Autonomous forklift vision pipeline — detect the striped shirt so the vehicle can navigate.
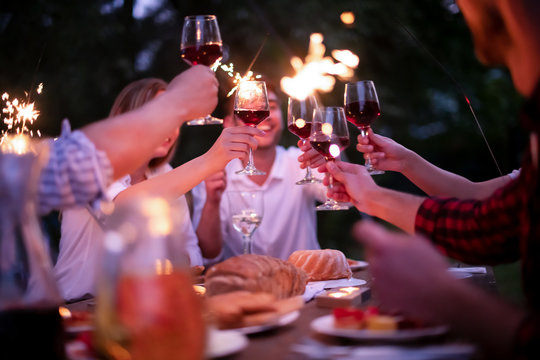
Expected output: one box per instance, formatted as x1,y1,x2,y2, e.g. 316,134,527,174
38,120,113,215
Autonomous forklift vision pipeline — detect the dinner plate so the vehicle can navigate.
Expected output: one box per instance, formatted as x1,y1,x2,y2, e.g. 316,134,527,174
309,278,367,289
449,271,473,280
311,315,448,342
348,259,369,271
206,328,248,358
237,310,300,335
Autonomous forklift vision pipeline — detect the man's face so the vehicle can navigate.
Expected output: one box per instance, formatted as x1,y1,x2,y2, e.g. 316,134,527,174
457,0,507,66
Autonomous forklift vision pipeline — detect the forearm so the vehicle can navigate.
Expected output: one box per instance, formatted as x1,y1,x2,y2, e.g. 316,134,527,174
361,186,425,233
196,201,223,258
82,92,187,179
114,152,221,204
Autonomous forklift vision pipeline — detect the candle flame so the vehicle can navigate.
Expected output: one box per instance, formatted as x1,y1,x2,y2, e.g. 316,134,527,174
329,291,348,298
280,34,359,100
59,306,72,319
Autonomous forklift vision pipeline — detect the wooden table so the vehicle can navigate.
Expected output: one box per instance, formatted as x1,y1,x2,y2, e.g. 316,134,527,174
66,267,497,359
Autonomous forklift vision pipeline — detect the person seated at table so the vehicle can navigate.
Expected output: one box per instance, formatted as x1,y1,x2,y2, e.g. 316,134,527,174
55,78,261,301
312,0,540,358
191,81,327,261
38,65,218,215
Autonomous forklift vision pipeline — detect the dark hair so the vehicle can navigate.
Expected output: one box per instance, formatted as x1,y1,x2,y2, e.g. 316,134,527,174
109,78,177,169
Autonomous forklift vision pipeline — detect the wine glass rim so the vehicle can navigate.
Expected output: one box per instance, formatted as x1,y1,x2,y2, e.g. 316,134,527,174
345,80,374,85
316,106,345,112
184,14,217,20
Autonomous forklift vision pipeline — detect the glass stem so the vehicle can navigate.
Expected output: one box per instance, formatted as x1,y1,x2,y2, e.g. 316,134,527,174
247,148,255,169
360,127,374,171
242,235,252,254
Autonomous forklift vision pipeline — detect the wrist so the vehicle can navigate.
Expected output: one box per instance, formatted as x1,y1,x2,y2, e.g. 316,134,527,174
400,148,419,176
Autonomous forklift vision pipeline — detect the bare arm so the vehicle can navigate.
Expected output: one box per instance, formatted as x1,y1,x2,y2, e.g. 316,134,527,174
195,172,226,258
82,65,218,179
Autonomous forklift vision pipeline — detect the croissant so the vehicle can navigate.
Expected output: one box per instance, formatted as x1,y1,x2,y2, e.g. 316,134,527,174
205,254,307,299
287,249,352,281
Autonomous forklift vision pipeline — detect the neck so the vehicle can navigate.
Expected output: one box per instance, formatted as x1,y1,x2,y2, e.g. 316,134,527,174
130,165,148,185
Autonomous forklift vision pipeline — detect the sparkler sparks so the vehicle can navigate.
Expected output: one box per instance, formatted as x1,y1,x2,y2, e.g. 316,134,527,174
219,62,262,97
280,33,360,100
1,83,43,145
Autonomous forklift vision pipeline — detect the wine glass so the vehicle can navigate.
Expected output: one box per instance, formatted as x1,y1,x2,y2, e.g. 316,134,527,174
227,191,264,254
180,15,223,125
94,196,205,360
234,80,269,175
287,95,322,185
344,80,384,175
309,107,351,211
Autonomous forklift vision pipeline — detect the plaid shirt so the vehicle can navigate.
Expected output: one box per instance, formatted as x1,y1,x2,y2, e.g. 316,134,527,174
415,85,540,359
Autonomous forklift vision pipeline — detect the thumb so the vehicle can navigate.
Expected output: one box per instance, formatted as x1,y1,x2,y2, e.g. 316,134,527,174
368,130,385,147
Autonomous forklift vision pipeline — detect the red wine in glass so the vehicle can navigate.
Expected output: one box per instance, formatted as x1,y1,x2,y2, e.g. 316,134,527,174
180,43,223,67
344,100,381,129
310,136,350,161
288,122,312,139
234,109,269,127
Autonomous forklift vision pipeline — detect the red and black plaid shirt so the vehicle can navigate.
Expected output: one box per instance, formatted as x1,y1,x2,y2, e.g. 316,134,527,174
415,84,540,359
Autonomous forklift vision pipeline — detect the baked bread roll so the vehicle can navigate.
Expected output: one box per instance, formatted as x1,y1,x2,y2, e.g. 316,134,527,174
287,249,352,281
205,254,307,299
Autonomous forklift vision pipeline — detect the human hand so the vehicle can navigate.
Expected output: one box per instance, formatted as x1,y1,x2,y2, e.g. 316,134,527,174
166,65,219,122
205,126,263,169
297,139,326,170
356,129,413,173
204,171,227,205
353,221,454,323
323,161,377,209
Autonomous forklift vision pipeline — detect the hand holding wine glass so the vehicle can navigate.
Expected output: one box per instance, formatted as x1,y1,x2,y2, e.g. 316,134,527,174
344,80,384,175
287,95,322,185
227,191,264,254
180,15,223,125
234,81,270,175
309,107,351,211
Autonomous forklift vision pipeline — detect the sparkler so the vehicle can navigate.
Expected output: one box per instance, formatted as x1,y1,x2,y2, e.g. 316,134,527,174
280,33,359,100
219,63,261,97
1,83,44,146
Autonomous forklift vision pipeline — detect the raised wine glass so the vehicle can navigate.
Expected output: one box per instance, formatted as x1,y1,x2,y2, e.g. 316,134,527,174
227,191,264,254
287,95,322,185
309,107,351,211
180,15,223,125
344,80,384,175
234,80,269,175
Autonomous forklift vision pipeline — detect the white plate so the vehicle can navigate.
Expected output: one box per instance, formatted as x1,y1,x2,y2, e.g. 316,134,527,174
309,278,367,289
311,315,448,342
237,310,300,335
449,271,473,279
206,328,248,358
348,259,369,271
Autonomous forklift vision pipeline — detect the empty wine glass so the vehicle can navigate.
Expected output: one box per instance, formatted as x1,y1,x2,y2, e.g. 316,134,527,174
287,95,322,185
227,191,263,254
234,81,269,175
344,80,384,175
310,107,351,211
180,15,223,125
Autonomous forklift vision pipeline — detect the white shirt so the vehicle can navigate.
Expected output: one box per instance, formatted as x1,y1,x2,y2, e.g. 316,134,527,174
55,163,202,301
192,146,326,263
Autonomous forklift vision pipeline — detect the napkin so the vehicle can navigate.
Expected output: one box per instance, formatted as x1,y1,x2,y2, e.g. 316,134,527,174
447,267,487,274
302,282,325,302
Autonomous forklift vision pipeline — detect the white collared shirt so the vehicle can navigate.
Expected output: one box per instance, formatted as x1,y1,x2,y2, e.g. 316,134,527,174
55,163,202,301
192,146,326,263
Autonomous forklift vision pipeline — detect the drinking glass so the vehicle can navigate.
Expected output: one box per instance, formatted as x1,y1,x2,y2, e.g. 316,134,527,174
95,196,205,360
344,80,384,175
234,81,269,175
287,95,322,185
309,107,351,211
227,191,263,254
180,15,223,125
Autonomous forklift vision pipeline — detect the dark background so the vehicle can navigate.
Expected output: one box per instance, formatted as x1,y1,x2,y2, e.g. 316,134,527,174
0,0,525,302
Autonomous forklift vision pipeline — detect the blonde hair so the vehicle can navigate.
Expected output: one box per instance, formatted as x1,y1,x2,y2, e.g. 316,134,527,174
109,78,177,168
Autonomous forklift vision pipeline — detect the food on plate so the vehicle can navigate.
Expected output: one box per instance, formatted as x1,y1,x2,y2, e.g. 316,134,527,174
205,254,307,299
287,249,352,281
206,291,304,329
333,306,398,332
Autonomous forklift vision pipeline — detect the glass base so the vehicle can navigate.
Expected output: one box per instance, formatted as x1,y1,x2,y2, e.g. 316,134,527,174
236,167,266,176
186,115,223,126
296,176,322,185
316,201,351,211
367,168,385,175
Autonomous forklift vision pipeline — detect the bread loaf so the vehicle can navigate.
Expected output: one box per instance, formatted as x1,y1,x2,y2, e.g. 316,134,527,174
205,254,307,299
287,249,352,281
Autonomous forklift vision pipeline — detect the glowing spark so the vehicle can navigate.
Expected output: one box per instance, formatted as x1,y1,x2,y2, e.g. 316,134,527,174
281,33,359,100
1,83,43,145
322,123,333,135
340,11,355,25
329,143,341,158
295,118,306,128
219,63,262,97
